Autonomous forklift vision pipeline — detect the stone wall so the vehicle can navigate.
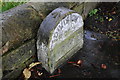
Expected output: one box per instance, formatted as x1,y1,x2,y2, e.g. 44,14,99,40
1,2,98,79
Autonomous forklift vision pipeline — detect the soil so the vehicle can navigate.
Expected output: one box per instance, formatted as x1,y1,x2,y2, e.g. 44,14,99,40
18,2,120,79
85,2,120,40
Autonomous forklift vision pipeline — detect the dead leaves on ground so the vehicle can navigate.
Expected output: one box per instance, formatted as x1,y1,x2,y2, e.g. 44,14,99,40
68,60,83,67
23,68,31,79
101,64,107,69
68,59,107,70
22,60,107,79
0,41,9,55
77,60,83,65
29,62,41,70
37,71,43,76
23,62,42,79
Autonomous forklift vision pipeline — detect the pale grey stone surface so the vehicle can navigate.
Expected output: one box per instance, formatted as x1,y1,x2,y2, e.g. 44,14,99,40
37,7,84,73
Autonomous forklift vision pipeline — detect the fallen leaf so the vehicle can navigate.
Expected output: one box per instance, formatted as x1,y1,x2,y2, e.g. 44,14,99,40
23,68,31,79
2,47,8,54
108,18,112,21
111,11,116,14
37,72,43,76
106,16,108,19
1,41,9,54
29,62,41,69
77,60,82,65
101,64,107,69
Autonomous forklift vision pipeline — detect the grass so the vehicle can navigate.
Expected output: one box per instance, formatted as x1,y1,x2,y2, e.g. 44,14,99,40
88,9,98,17
0,2,27,13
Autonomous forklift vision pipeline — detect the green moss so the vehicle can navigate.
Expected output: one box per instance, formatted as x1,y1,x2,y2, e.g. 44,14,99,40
89,9,98,17
0,2,27,13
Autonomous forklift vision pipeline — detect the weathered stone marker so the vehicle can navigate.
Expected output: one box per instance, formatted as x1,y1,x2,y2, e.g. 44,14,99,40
37,7,84,73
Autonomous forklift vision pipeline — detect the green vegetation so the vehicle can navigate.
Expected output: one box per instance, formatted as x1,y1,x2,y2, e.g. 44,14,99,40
0,2,27,13
89,9,104,22
89,9,98,17
95,15,104,22
99,16,104,22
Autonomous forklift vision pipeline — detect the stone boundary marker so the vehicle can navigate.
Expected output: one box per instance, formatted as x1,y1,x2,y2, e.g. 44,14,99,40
37,7,83,73
0,2,98,79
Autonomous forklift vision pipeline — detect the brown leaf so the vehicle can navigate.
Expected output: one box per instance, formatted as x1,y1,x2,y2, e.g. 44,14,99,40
101,64,107,69
23,68,31,79
38,72,43,76
77,60,82,65
2,47,8,54
29,62,41,69
1,41,9,55
111,11,116,14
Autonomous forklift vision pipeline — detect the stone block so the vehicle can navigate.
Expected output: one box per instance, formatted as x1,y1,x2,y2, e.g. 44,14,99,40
2,39,36,78
37,7,84,73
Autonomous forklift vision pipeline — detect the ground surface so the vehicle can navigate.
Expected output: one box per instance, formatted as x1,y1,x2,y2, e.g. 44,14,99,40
19,2,120,79
85,2,120,40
